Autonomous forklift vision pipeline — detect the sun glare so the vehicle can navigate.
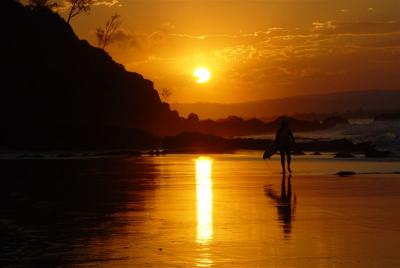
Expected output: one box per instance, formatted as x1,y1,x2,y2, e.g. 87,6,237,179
194,67,211,84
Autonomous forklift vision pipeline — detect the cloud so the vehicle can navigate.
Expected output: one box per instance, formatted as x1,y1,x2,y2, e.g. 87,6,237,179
158,22,175,33
92,0,120,7
311,21,400,35
103,22,176,49
105,19,400,101
108,28,141,48
311,21,337,32
170,34,206,40
56,0,120,12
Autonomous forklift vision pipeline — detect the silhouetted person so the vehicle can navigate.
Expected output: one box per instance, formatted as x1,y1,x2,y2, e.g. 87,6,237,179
275,118,295,173
264,174,296,237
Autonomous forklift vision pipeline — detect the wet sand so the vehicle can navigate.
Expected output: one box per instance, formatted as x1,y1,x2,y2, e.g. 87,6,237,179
1,153,400,267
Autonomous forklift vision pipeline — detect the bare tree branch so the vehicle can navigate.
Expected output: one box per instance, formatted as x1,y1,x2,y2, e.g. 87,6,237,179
96,14,122,50
66,0,93,24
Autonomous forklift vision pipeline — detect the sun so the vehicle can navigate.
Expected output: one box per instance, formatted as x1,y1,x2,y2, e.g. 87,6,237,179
194,67,211,84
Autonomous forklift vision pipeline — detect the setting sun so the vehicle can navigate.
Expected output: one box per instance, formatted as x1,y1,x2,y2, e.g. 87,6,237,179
194,67,211,84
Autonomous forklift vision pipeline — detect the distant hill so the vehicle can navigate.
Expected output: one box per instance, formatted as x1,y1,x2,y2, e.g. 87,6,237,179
172,90,400,119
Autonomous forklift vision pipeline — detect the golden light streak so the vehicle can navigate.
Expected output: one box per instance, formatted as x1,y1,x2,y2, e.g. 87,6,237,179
195,157,213,245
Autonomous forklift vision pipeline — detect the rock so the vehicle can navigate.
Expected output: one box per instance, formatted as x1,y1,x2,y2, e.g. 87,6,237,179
336,171,356,177
57,153,77,158
312,152,321,155
365,148,392,158
322,117,349,128
374,113,400,121
298,138,357,153
334,152,355,158
292,150,306,155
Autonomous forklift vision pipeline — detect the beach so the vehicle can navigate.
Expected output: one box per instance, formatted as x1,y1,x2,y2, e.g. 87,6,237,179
1,152,400,267
4,1,400,267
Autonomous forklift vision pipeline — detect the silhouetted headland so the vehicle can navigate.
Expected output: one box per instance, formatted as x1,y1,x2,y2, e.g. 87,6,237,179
2,0,357,151
3,0,181,138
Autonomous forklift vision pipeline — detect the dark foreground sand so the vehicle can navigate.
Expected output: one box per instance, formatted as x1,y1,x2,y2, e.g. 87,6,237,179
1,153,400,267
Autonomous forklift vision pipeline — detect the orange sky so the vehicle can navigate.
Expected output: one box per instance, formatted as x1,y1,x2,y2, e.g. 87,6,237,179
62,0,400,103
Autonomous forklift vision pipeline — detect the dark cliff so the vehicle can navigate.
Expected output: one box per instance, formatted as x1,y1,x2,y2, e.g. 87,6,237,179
2,0,182,135
1,0,186,149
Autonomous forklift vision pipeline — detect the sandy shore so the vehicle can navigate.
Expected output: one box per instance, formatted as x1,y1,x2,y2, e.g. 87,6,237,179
1,153,400,267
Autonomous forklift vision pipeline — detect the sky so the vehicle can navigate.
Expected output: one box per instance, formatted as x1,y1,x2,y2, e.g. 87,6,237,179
62,0,400,103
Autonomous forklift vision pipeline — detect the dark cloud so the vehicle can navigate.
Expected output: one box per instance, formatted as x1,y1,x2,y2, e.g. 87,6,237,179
109,29,141,48
312,21,400,35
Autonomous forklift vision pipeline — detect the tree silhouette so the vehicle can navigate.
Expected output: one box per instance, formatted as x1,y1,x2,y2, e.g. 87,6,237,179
160,88,172,102
66,0,92,24
96,14,121,50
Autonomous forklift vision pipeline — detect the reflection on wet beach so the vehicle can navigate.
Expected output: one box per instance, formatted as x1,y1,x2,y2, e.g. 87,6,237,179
195,157,213,267
196,157,213,245
265,174,297,238
0,158,158,266
2,154,400,267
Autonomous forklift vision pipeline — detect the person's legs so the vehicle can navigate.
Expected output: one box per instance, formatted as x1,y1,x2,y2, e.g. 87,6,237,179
280,150,286,173
286,150,292,173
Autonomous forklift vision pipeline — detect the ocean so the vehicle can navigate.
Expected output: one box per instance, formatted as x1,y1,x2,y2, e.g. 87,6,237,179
249,119,400,155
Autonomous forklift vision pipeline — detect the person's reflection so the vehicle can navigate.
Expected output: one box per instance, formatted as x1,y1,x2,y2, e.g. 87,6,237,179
265,174,296,237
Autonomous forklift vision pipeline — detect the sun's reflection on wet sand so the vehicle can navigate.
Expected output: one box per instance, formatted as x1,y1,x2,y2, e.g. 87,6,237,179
195,157,213,267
